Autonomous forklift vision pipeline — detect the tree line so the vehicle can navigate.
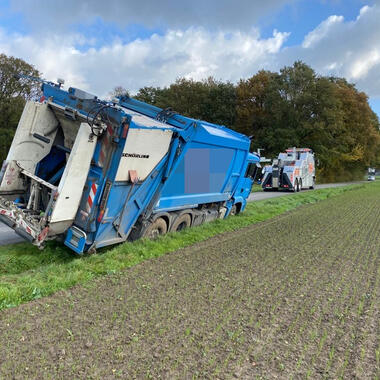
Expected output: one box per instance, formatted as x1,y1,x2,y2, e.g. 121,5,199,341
1,54,379,182
132,62,380,182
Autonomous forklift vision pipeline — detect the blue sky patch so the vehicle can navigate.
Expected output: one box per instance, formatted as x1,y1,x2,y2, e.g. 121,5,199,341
258,0,376,46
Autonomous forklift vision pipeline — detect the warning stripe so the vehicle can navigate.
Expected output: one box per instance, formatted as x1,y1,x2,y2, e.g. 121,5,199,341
86,183,98,213
19,219,34,237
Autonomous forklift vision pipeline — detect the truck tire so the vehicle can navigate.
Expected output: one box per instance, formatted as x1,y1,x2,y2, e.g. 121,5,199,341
296,179,300,192
229,205,237,216
299,179,302,191
292,180,297,192
310,178,315,189
142,217,168,239
171,214,191,232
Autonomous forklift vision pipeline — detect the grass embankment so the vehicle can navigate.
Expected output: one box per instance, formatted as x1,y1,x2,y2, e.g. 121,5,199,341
251,184,263,192
0,183,368,310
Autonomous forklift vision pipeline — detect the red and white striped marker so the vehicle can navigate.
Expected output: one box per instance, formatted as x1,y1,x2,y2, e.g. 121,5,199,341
86,182,98,213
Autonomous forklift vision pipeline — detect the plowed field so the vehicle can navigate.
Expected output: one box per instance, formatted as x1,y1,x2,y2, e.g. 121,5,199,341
0,182,379,379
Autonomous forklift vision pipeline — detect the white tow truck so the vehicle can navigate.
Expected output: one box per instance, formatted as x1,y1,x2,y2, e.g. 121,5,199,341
261,148,316,192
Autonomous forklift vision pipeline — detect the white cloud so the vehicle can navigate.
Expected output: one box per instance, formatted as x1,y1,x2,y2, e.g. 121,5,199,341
0,31,88,89
0,27,289,97
2,3,380,101
281,5,380,97
350,49,380,80
302,15,344,48
358,5,371,18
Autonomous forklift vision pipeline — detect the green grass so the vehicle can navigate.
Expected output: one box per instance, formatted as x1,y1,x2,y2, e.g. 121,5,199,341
0,183,371,311
251,184,263,192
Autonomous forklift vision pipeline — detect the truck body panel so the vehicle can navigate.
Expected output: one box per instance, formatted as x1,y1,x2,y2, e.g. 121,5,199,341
1,102,59,193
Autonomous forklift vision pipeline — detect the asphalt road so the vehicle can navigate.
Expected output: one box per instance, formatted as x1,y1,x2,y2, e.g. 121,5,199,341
0,223,24,246
0,181,363,247
247,181,363,202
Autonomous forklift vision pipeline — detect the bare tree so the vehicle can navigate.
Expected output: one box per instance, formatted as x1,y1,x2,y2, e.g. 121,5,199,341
109,86,129,99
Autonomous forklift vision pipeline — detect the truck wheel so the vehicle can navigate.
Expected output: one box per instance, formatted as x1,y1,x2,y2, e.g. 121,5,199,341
87,246,97,255
229,205,237,216
299,179,302,191
171,214,191,232
292,180,298,192
143,218,168,239
310,179,315,189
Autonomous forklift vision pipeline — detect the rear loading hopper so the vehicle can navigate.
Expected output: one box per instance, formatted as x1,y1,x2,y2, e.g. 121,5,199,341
0,99,99,246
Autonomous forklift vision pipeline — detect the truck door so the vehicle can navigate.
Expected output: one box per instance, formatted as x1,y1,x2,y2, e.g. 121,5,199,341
239,162,258,199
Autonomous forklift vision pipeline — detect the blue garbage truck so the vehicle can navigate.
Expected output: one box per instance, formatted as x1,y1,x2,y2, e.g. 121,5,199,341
0,78,260,254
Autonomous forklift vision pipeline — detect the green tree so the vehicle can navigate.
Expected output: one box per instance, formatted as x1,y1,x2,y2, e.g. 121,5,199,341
235,61,380,181
135,77,237,127
0,54,40,162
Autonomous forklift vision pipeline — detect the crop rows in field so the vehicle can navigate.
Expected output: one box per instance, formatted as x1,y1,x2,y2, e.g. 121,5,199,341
0,185,359,311
0,182,379,378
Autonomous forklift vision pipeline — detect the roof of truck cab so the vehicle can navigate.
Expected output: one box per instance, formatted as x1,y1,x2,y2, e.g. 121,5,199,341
248,153,260,162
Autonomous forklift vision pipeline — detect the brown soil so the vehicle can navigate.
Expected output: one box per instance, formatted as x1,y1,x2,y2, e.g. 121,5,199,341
0,186,379,379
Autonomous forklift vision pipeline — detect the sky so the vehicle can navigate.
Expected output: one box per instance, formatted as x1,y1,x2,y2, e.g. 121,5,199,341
1,0,380,117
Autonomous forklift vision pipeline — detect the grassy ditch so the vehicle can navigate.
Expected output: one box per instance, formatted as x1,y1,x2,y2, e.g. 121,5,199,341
251,184,263,192
0,183,369,310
